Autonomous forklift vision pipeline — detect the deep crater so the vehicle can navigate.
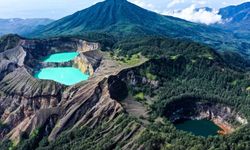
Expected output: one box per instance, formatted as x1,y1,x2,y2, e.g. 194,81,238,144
163,96,248,136
21,37,102,86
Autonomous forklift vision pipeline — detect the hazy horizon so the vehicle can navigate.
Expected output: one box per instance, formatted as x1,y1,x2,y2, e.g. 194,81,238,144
0,0,249,20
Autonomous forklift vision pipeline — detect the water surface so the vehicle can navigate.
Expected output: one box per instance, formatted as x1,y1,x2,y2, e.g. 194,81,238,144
175,119,221,137
43,52,79,63
34,67,89,85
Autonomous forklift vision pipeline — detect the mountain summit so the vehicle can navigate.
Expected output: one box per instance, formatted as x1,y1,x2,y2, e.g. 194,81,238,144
31,0,215,38
106,0,127,2
31,0,249,55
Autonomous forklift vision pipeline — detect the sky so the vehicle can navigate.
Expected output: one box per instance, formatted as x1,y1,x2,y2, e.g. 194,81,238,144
0,0,249,24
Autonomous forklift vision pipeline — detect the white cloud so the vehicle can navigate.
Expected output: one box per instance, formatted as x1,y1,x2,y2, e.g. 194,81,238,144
130,0,155,9
163,4,222,25
167,0,185,8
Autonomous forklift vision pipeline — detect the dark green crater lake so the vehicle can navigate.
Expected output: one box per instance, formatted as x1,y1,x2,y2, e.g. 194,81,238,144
174,119,221,137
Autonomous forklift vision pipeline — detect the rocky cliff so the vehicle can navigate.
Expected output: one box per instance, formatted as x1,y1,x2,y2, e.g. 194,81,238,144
0,35,148,147
163,96,248,134
0,35,108,144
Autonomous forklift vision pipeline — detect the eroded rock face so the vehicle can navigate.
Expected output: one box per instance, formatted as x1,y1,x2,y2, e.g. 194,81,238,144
0,46,26,80
73,50,103,76
76,40,100,52
164,96,248,134
0,36,108,143
0,35,141,147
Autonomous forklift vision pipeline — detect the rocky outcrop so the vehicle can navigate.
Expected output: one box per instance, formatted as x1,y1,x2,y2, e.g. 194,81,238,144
73,50,103,76
0,46,26,80
76,40,100,52
0,66,63,143
0,34,149,147
0,36,106,144
0,34,22,53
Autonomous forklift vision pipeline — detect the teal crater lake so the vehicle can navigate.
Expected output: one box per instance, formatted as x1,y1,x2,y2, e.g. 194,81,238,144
34,67,89,86
43,52,79,63
174,119,222,137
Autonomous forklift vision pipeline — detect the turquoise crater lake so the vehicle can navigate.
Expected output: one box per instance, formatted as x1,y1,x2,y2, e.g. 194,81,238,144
35,52,89,85
175,120,221,137
34,67,89,86
43,52,79,63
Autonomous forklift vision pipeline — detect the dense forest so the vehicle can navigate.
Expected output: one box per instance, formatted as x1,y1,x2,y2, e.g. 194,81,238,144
1,33,250,150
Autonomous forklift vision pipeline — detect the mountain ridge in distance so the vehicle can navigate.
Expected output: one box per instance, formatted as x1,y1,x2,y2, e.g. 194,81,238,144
219,2,250,23
217,2,250,40
0,18,54,36
30,0,250,57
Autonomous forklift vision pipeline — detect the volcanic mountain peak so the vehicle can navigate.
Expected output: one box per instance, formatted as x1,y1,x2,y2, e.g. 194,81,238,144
106,0,127,2
30,0,250,56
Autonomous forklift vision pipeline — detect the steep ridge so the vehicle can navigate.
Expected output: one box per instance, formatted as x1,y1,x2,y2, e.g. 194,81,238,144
0,35,106,143
0,34,150,147
30,0,250,56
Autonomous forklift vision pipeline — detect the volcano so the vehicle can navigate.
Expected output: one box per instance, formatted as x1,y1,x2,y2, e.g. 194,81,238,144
31,0,250,55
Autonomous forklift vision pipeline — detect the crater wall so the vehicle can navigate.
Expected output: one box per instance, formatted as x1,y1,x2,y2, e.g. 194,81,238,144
163,96,248,134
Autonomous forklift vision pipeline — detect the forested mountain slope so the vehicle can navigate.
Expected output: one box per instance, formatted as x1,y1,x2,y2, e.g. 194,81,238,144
31,0,250,56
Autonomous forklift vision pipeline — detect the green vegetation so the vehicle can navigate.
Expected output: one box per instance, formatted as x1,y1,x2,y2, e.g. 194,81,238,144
146,72,157,81
0,0,250,148
134,92,145,101
1,33,250,149
246,87,250,91
170,55,180,60
110,53,146,66
199,53,214,60
2,36,249,150
30,129,39,139
35,115,142,150
0,140,13,150
30,0,250,56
